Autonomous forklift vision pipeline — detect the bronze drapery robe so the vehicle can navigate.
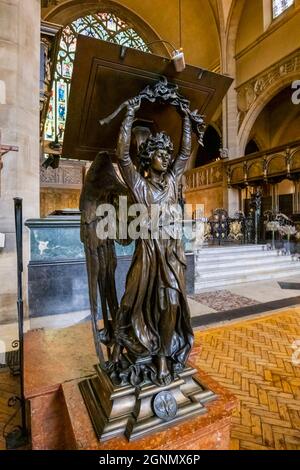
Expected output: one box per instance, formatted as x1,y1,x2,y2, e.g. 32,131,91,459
114,108,194,367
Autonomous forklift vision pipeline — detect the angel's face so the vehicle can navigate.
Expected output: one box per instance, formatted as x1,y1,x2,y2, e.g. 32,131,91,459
151,149,171,173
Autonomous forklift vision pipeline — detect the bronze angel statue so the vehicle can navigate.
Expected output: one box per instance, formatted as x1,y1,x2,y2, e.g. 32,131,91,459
80,78,205,388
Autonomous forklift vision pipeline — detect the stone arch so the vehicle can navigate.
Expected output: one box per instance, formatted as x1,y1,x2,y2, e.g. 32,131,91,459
209,121,222,136
248,161,263,180
238,71,300,154
267,153,287,176
245,138,260,155
272,102,300,147
43,0,170,57
224,0,246,73
230,164,244,184
246,132,268,153
220,0,246,157
290,148,300,171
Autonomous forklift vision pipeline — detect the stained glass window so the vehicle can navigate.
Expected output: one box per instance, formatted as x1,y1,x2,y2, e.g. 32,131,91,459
272,0,294,19
45,12,150,143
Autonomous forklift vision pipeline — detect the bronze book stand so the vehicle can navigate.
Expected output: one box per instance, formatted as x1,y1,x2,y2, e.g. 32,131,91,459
63,36,233,441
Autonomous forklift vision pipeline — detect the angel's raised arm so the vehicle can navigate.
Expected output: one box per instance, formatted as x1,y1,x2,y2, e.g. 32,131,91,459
116,98,142,192
170,114,192,178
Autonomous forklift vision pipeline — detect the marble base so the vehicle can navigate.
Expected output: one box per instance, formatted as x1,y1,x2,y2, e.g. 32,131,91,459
24,323,237,450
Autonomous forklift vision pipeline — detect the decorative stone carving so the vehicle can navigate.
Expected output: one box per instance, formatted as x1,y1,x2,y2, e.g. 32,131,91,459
185,161,224,191
40,158,86,188
40,165,59,184
237,49,300,128
63,167,82,185
40,187,81,217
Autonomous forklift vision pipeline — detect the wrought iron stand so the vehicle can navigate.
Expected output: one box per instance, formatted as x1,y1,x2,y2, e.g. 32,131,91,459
4,198,29,449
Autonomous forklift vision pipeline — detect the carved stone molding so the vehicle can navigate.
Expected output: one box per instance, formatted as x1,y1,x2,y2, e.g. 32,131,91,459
237,49,300,129
40,159,86,188
185,161,224,191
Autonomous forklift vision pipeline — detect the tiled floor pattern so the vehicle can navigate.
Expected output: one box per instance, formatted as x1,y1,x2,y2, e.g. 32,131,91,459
0,369,20,450
1,309,300,450
2,276,300,352
192,308,300,450
191,290,259,311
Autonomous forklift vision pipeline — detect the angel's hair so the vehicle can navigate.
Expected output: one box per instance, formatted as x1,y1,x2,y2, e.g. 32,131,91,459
138,132,173,175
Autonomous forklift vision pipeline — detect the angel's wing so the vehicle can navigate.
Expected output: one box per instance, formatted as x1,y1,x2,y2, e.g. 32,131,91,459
80,152,133,361
80,151,128,225
80,151,134,248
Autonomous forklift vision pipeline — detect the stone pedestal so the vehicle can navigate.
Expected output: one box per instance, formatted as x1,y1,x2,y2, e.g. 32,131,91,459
24,322,237,450
80,363,217,442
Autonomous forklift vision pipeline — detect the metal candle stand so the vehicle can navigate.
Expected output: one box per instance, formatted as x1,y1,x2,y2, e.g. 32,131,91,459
4,198,29,449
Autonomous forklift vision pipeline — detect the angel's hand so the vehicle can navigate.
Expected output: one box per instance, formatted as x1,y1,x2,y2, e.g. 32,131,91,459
181,106,191,118
127,96,141,112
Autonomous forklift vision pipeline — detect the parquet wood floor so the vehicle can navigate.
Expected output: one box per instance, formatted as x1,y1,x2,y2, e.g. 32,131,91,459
192,308,300,450
0,369,20,450
1,309,300,450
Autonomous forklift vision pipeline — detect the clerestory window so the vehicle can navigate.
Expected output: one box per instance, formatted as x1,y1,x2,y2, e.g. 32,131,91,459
272,0,294,19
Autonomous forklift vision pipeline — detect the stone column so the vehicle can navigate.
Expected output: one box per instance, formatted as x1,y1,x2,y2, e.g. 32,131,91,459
0,0,40,324
271,184,279,212
220,2,243,217
293,180,300,214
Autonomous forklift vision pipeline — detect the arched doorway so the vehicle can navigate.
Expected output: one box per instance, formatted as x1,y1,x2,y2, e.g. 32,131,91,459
194,125,221,167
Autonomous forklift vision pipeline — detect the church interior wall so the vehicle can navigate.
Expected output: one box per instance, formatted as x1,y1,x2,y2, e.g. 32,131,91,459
236,0,300,86
277,178,294,195
2,5,300,449
185,185,224,218
0,0,40,324
1,0,300,324
246,87,300,150
43,0,221,70
40,188,81,218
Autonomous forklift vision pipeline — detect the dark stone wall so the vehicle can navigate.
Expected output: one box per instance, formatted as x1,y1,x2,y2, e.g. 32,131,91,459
28,254,195,317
